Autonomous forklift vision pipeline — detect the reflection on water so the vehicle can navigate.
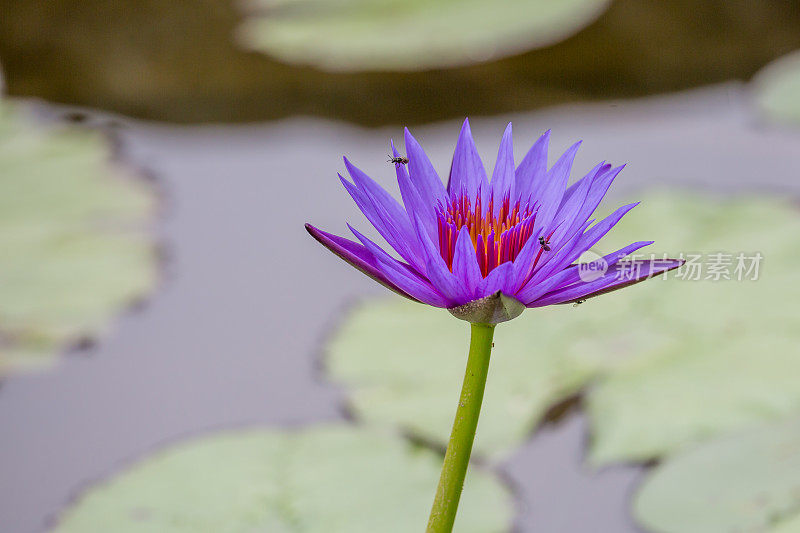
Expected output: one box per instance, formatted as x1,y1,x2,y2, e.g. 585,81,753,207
1,0,799,125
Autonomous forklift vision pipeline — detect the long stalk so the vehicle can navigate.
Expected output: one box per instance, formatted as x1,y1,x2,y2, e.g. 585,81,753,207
426,323,495,532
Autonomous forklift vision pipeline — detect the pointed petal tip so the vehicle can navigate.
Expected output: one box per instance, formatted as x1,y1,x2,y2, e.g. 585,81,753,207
459,118,473,136
342,156,359,178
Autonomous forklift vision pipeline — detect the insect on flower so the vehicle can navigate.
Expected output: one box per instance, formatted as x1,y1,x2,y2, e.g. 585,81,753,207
538,236,551,251
306,119,683,325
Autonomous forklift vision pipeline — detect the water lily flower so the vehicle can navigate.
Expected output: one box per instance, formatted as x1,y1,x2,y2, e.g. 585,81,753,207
305,119,683,533
306,119,682,323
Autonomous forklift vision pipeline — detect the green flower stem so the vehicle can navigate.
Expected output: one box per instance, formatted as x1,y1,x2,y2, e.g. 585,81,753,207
426,323,495,533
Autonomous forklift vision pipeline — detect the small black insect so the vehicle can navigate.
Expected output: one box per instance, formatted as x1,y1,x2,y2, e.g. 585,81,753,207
573,299,586,307
538,236,551,251
388,155,409,165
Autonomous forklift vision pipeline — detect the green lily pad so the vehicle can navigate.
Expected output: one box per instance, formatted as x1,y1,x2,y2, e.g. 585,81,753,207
0,99,156,375
329,297,606,459
237,0,610,71
754,49,800,126
327,192,800,461
586,192,800,465
633,417,800,533
55,425,512,532
770,512,800,533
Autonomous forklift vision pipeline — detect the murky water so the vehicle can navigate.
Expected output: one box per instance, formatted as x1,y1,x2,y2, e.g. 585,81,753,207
2,0,800,125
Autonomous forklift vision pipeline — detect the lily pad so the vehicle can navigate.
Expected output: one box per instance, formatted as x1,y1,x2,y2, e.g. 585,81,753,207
327,192,800,461
329,297,607,459
634,417,800,533
237,0,610,71
586,192,800,464
54,425,512,532
0,99,156,375
754,50,800,126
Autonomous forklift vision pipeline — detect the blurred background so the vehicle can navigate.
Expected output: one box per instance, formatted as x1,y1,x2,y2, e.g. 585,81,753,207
1,1,799,532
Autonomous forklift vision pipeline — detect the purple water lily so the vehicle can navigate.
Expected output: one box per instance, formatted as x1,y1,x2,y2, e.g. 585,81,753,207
306,119,682,323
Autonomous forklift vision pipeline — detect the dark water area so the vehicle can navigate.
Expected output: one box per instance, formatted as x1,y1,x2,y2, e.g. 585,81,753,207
0,88,799,532
1,0,800,125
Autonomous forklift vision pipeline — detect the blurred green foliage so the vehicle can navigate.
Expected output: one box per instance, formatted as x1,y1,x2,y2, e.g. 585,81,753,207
0,99,156,375
634,417,800,533
238,0,609,70
328,192,800,462
55,425,512,532
755,50,800,126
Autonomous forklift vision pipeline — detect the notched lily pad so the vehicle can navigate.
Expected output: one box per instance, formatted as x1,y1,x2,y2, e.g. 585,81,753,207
0,99,157,375
54,425,512,532
237,0,610,71
634,417,800,533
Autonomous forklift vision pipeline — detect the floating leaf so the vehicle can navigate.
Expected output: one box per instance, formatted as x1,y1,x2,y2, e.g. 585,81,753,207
586,192,800,465
634,417,800,533
754,49,800,126
327,192,800,461
0,99,156,375
329,297,608,459
237,0,610,71
55,425,512,532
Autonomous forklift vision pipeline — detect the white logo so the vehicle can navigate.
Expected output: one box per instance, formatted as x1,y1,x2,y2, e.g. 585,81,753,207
578,249,608,282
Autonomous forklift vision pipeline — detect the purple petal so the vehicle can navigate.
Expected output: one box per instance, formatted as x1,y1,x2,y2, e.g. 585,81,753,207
451,226,482,298
508,227,544,291
447,118,488,203
519,240,654,305
515,129,550,203
347,224,450,307
339,172,424,272
391,140,438,241
547,161,603,245
527,257,684,307
490,122,515,213
514,220,593,301
404,128,448,208
305,223,418,302
569,164,625,229
576,201,639,253
412,216,470,305
477,261,515,298
533,141,582,230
